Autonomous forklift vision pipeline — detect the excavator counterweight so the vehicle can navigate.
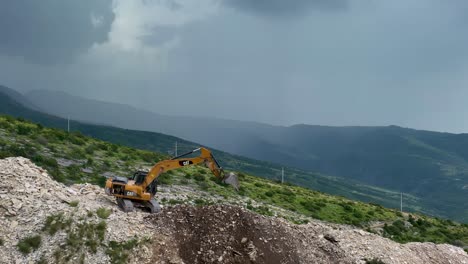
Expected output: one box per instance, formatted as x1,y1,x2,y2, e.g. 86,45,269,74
104,147,239,213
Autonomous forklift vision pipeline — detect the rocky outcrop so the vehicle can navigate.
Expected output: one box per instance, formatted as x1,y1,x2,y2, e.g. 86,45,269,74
0,157,152,264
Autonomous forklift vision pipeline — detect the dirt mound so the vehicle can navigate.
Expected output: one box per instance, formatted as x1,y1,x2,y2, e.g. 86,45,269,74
150,205,302,264
150,205,468,264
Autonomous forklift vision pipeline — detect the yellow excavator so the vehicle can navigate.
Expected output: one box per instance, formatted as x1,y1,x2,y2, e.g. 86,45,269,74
104,147,239,213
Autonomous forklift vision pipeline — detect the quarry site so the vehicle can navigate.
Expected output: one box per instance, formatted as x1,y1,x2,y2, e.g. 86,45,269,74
0,157,467,264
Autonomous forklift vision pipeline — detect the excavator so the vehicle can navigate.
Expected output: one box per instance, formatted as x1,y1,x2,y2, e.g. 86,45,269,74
104,147,239,213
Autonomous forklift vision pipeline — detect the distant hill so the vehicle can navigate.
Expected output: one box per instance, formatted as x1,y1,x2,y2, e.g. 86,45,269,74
0,86,425,220
24,89,468,222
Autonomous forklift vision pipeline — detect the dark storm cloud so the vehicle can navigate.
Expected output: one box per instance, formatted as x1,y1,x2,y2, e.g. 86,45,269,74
0,0,114,64
224,0,348,17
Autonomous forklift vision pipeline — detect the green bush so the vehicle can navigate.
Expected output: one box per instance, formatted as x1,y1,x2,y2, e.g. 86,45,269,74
49,168,66,182
168,199,183,205
65,220,106,254
193,174,205,182
353,210,364,219
17,235,42,254
69,135,85,146
69,201,79,207
16,124,34,135
85,145,96,155
106,239,139,264
36,136,48,146
43,213,72,235
32,154,58,168
300,200,321,213
86,157,94,166
69,147,86,159
158,173,173,185
96,208,112,219
198,182,209,191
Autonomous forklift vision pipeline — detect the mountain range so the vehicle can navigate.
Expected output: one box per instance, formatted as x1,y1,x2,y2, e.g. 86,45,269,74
1,86,467,222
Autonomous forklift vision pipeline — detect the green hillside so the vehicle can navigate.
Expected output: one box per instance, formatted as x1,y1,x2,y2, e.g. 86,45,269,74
0,91,436,220
21,88,468,222
0,115,467,252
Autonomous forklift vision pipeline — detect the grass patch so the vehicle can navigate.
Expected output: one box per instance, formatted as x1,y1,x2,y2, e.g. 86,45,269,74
17,235,42,254
43,213,73,235
106,239,139,264
0,237,4,246
69,200,79,207
66,220,106,254
96,208,112,219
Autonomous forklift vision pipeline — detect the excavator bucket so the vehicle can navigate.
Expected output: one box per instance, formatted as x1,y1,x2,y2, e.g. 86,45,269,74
223,172,240,191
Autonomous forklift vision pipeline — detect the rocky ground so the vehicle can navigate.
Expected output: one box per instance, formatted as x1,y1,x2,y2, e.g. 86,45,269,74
0,157,467,264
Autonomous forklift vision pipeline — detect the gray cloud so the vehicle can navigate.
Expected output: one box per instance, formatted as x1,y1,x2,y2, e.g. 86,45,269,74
2,0,468,133
0,0,114,64
224,0,348,17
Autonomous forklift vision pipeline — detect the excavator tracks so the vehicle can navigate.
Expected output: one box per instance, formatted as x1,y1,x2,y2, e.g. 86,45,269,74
145,198,161,214
117,198,134,212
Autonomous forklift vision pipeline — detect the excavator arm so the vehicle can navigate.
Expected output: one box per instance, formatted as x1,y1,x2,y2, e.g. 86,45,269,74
140,147,228,191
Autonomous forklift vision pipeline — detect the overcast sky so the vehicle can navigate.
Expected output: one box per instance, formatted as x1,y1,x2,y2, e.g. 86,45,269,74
1,0,468,132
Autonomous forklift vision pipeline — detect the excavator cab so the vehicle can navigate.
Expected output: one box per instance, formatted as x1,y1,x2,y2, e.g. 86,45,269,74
132,171,148,185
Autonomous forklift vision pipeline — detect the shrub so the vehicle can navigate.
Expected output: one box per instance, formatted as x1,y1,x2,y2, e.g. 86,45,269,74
69,201,79,207
86,157,94,166
365,258,386,264
193,174,205,182
85,145,96,155
0,237,4,246
69,135,85,146
97,143,109,151
158,173,173,185
49,168,66,182
96,208,112,219
168,199,183,205
254,205,273,216
106,239,139,264
43,213,72,235
254,182,264,188
300,200,321,213
36,136,48,146
264,191,274,197
341,203,353,212
180,179,189,185
32,155,58,168
65,220,106,254
353,210,364,219
198,182,209,191
16,124,34,135
17,235,42,254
